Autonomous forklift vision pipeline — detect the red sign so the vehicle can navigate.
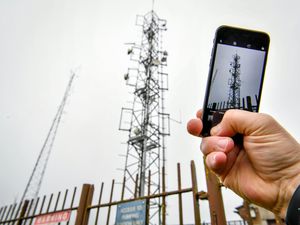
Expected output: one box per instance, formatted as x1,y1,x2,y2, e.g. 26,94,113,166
34,210,71,225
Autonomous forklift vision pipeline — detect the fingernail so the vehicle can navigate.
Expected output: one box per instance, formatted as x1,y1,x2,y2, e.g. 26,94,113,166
206,155,216,169
210,154,218,169
200,141,205,151
217,139,228,150
211,125,221,135
212,154,217,164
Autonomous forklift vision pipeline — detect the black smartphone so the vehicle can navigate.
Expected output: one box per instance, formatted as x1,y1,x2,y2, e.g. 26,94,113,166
201,25,270,136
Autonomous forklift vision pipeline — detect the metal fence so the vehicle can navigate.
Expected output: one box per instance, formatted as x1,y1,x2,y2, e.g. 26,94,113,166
0,186,78,225
0,161,244,225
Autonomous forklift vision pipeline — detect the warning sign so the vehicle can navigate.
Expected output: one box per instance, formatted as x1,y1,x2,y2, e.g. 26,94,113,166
34,210,71,225
115,200,146,225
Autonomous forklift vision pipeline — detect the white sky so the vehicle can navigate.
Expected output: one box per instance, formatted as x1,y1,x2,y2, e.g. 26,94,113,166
1,0,300,223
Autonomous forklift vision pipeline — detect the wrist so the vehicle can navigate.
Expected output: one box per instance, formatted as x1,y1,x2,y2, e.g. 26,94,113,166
277,142,300,218
286,185,300,225
278,174,300,218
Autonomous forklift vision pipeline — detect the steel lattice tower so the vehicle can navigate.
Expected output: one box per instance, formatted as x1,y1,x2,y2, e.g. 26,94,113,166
20,73,75,203
228,53,241,108
119,10,170,223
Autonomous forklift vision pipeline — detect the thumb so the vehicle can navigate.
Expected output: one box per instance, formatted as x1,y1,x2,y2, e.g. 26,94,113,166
210,109,276,137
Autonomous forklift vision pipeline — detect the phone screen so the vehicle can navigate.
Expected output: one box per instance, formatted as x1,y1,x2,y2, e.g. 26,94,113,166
202,26,269,136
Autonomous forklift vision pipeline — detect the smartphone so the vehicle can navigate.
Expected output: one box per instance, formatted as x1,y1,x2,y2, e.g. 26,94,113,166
201,25,270,136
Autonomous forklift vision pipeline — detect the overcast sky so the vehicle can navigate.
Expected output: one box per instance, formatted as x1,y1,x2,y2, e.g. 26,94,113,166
1,0,300,223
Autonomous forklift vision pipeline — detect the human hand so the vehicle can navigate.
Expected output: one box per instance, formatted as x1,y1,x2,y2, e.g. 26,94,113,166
187,109,300,217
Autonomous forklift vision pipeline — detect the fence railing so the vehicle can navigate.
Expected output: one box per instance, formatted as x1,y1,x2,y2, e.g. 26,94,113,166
207,95,259,112
0,161,244,225
0,186,79,225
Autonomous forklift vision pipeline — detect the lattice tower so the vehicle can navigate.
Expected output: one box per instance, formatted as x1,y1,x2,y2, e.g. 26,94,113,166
228,53,241,108
119,10,170,224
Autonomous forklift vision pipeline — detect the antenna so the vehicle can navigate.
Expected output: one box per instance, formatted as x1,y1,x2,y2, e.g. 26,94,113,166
20,72,76,203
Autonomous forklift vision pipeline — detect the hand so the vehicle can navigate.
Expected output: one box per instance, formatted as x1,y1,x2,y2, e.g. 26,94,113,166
187,109,300,217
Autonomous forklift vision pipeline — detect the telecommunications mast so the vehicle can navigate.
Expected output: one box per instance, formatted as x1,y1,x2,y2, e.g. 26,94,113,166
20,73,75,203
119,10,170,223
228,53,241,108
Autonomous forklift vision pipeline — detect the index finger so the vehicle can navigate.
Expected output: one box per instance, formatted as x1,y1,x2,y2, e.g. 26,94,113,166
211,109,280,137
